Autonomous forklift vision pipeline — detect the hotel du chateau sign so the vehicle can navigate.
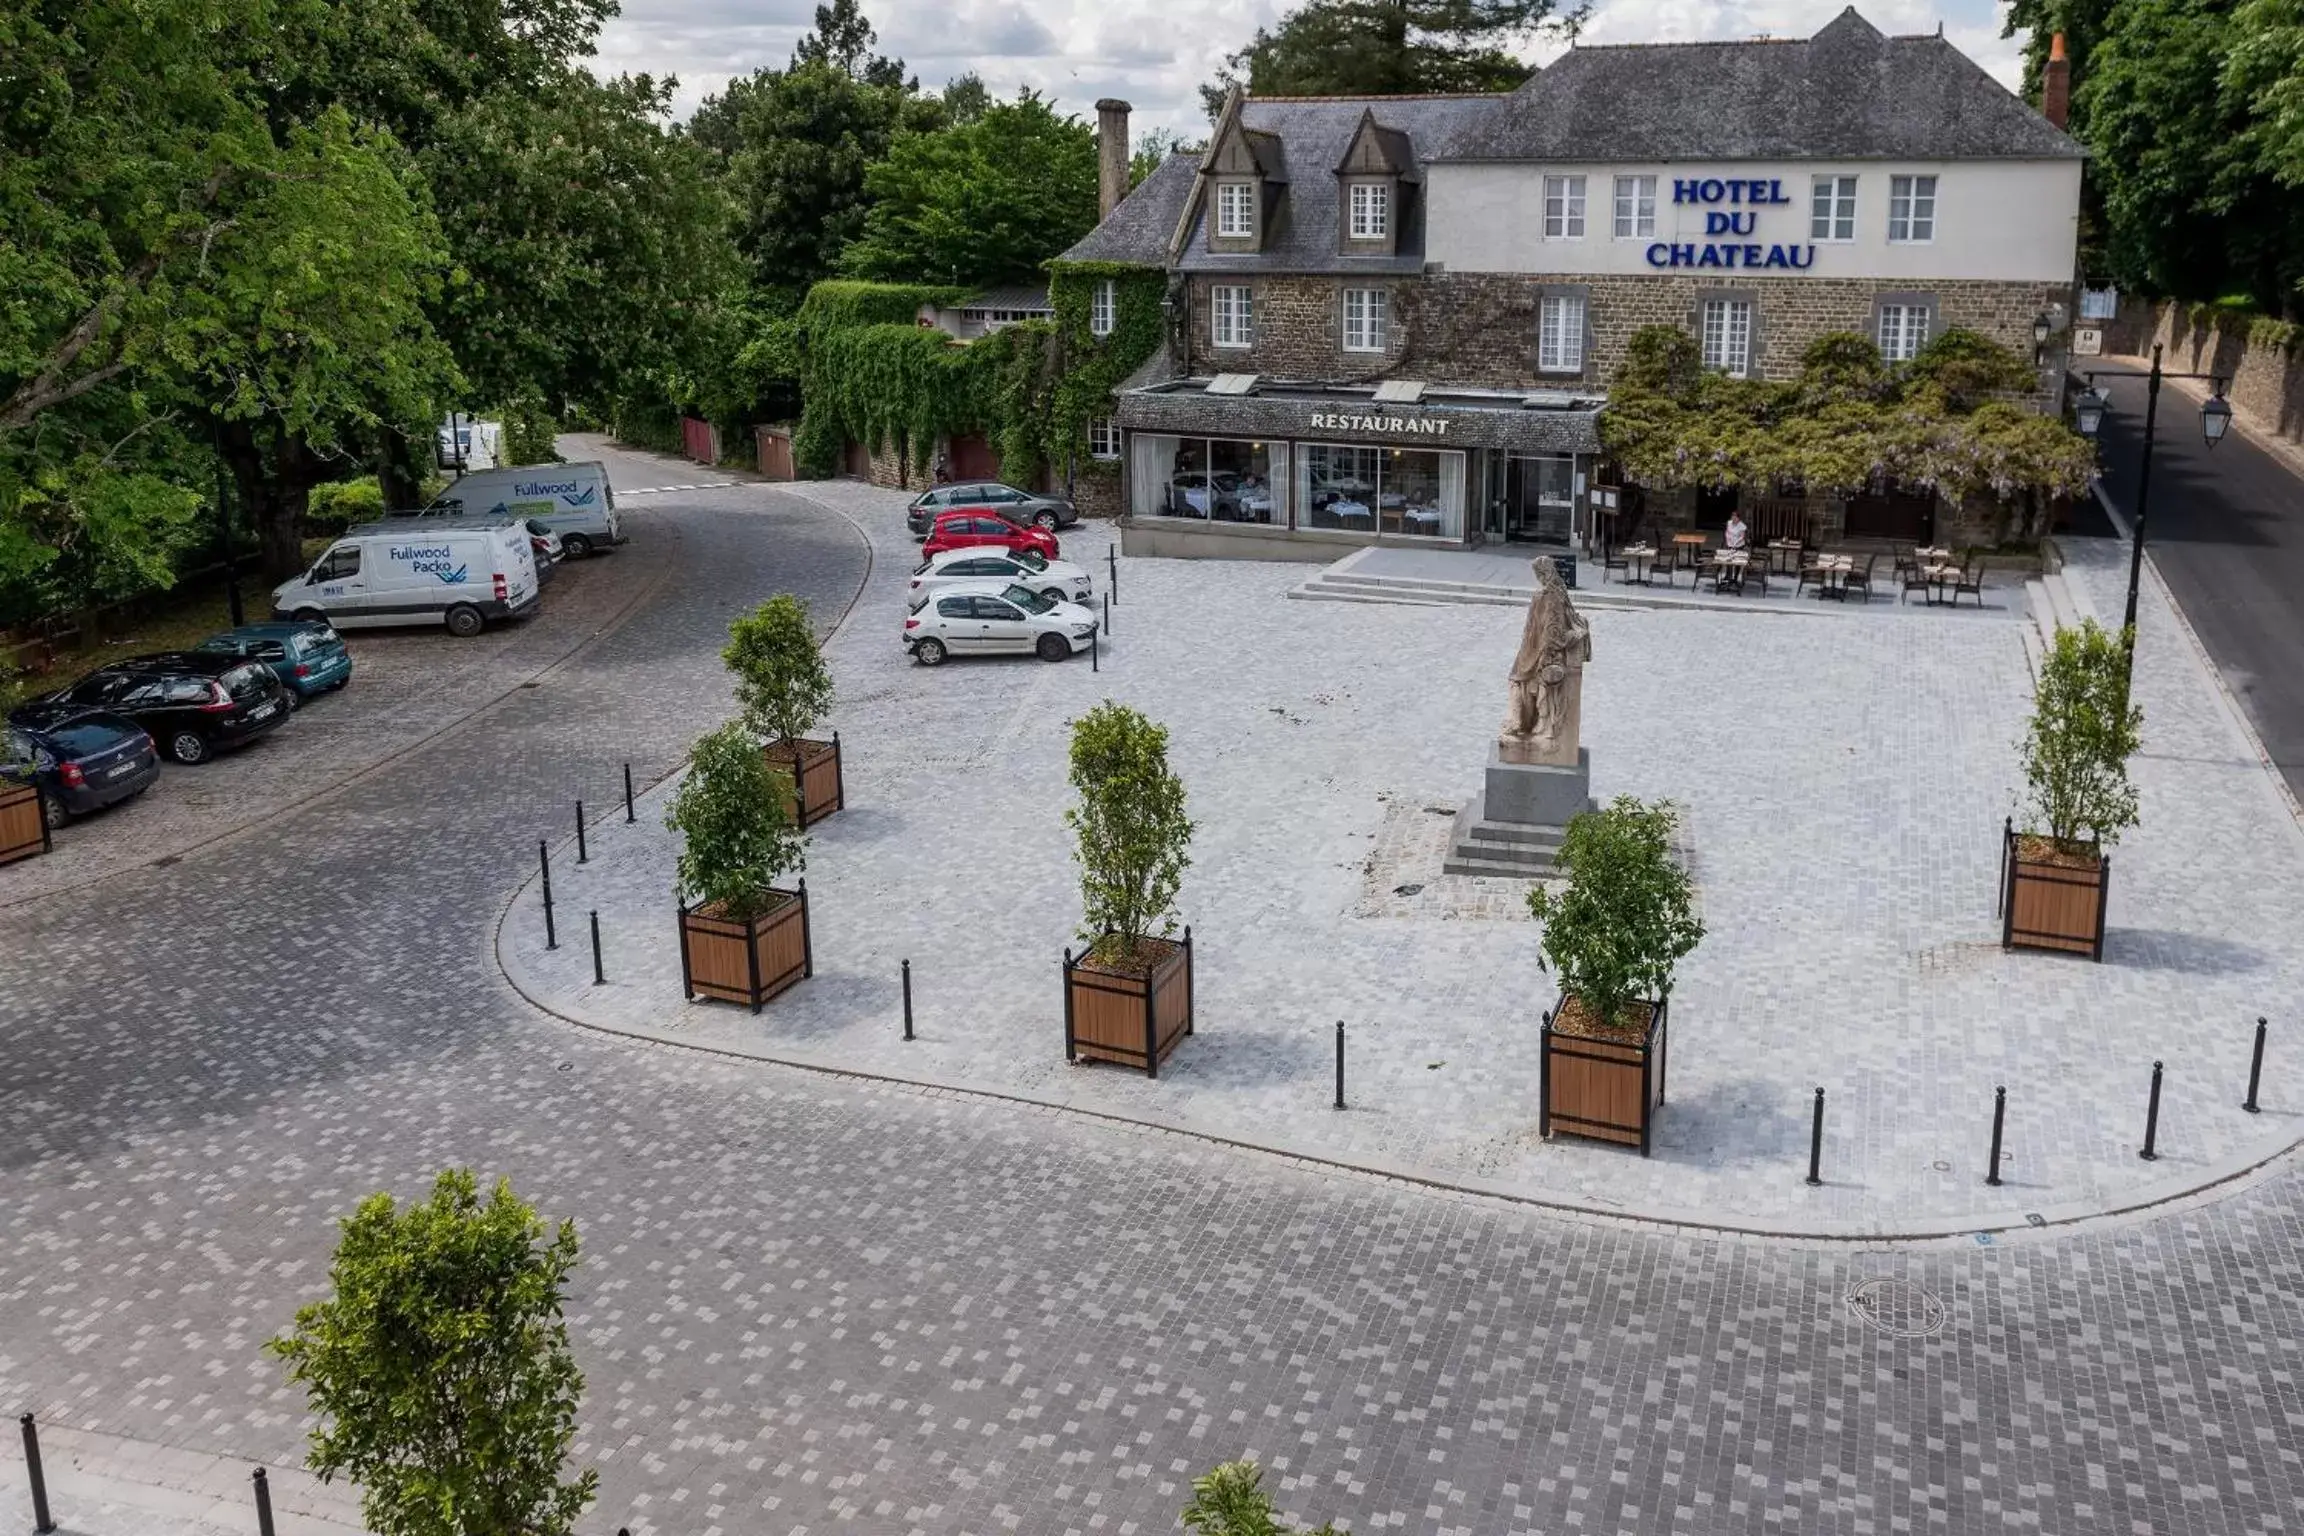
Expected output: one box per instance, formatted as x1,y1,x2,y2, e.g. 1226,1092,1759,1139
1645,178,1818,272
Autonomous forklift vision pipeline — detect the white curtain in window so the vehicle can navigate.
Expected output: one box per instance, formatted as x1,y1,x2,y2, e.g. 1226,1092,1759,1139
1129,435,1179,518
1266,442,1291,528
1438,451,1466,539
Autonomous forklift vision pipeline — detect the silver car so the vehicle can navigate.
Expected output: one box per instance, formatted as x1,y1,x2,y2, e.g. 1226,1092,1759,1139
901,581,1096,666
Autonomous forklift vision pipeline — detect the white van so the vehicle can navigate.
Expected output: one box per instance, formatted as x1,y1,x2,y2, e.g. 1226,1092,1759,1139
272,520,540,637
423,461,623,557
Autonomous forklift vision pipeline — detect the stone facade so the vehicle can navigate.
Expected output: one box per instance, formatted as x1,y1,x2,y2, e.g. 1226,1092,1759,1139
2107,297,2304,451
1183,272,2071,405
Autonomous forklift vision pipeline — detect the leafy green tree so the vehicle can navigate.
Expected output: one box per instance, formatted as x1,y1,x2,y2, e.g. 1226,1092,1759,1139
793,0,913,89
942,72,992,125
2227,0,2304,186
269,1170,597,1536
723,594,834,749
841,93,1100,287
1201,0,1563,112
1181,1461,1340,1536
1526,797,1703,1034
1066,702,1193,962
667,722,805,916
1131,128,1196,186
2020,618,2144,853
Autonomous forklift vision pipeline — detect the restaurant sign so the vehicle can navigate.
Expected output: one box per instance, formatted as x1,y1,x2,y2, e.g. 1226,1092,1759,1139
1643,177,1818,272
1307,411,1454,437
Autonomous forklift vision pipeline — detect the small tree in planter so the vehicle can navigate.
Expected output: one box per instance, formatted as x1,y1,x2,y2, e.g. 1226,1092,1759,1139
1061,701,1197,1076
724,594,842,825
669,723,812,1010
1527,796,1703,1154
2003,619,2141,958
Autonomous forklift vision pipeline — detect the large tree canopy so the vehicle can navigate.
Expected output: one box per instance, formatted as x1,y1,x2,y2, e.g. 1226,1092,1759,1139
1200,0,1562,111
839,93,1099,288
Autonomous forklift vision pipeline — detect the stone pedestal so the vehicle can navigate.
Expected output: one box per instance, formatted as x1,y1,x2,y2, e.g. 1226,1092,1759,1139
1445,747,1595,879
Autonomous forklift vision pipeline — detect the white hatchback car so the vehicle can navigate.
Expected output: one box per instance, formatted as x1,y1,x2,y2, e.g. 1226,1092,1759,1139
902,581,1097,665
907,547,1092,610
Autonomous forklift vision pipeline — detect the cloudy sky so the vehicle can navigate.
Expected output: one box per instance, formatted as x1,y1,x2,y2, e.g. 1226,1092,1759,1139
593,0,2031,135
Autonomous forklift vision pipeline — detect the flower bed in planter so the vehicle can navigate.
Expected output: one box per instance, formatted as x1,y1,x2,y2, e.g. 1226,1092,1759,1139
765,734,843,828
1540,992,1669,1155
0,781,50,867
2000,818,2107,960
679,883,812,1011
1064,929,1194,1077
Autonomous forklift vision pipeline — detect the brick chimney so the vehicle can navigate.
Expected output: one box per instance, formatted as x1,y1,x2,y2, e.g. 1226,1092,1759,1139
2042,32,2071,130
1096,99,1131,220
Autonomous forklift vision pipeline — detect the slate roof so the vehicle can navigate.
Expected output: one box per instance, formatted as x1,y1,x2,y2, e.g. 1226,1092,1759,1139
1439,9,2084,163
957,285,1051,313
1055,151,1199,266
1176,94,1506,276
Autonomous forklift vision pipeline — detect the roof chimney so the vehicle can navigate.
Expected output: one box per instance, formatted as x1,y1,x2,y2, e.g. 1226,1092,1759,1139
2042,32,2071,130
1096,99,1131,220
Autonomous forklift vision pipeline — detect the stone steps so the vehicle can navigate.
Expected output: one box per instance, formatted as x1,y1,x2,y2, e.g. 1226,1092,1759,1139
1290,569,1786,615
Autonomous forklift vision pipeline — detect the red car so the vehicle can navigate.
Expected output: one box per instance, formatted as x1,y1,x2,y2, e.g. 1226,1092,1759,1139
920,508,1060,561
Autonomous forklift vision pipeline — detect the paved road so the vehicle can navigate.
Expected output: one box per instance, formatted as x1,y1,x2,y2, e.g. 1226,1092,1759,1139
2091,368,2304,803
6,442,2304,1535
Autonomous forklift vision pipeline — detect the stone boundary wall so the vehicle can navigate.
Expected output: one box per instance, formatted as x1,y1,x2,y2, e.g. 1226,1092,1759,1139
2103,299,2304,448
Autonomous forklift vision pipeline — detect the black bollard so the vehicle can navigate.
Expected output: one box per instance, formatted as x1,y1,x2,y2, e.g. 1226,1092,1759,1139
539,840,557,951
1107,544,1118,604
1334,1020,1346,1110
624,762,637,823
589,911,605,986
1985,1085,2007,1186
575,800,588,864
2245,1016,2268,1113
21,1414,54,1536
1102,591,1110,636
902,959,914,1041
1090,627,1098,672
252,1468,276,1536
1805,1087,1825,1186
2140,1060,2164,1161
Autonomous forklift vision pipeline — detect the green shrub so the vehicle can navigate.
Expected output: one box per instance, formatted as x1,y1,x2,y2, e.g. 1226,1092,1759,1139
665,723,804,918
723,595,833,748
1065,702,1192,959
1526,796,1703,1032
1181,1461,1339,1536
306,478,387,531
2019,619,2143,852
496,391,562,466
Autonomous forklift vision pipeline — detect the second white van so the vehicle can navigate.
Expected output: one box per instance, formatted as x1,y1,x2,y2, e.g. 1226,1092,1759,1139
273,521,540,637
423,461,623,557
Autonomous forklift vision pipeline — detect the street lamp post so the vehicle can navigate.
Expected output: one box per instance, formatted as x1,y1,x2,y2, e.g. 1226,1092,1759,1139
2072,341,2231,660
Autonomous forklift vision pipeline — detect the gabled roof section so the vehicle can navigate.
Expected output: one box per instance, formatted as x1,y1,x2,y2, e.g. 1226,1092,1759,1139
1437,7,2084,163
1054,150,1198,266
1336,110,1417,180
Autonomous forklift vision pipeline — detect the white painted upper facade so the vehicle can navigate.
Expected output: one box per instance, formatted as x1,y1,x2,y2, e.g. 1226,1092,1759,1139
1426,159,2082,284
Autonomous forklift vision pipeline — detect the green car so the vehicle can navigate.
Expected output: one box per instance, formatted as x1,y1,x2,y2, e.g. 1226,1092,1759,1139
194,621,353,708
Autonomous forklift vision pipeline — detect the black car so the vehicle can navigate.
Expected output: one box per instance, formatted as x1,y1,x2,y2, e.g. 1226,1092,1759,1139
24,652,291,764
1,708,161,827
906,481,1079,537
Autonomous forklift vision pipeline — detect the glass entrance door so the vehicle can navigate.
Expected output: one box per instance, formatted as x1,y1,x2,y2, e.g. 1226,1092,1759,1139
1504,456,1575,543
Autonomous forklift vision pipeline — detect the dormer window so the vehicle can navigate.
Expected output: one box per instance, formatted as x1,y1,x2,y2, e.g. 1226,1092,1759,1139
1217,181,1257,239
1349,182,1389,240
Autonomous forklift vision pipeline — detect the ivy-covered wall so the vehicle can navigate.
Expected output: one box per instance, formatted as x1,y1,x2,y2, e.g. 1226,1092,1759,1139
784,270,1166,493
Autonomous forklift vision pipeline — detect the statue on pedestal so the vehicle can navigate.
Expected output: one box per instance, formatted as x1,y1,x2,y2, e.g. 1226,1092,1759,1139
1498,557,1591,768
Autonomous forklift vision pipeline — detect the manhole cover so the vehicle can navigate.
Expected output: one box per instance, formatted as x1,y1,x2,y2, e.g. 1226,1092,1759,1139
1847,1278,1947,1338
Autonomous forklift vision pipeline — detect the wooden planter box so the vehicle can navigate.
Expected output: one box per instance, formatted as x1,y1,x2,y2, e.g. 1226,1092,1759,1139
2000,819,2107,960
0,781,51,868
765,734,844,828
678,883,812,1012
1540,992,1669,1156
1063,928,1195,1078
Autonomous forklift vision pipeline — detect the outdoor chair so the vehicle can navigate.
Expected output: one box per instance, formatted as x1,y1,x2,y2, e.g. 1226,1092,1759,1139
1900,559,1932,603
1951,556,1986,607
1742,560,1770,597
1842,553,1879,602
1602,542,1630,582
1892,543,1919,582
1795,557,1830,598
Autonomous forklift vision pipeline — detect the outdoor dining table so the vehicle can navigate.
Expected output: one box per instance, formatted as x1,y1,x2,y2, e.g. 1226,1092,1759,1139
1808,552,1855,599
1670,531,1709,568
1912,545,1955,566
1621,542,1660,585
1921,563,1961,604
1765,538,1803,575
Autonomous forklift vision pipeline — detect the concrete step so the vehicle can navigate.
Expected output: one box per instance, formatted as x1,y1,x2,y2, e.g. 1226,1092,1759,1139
1285,581,1451,607
2041,570,2085,633
1442,850,1564,878
1460,819,1569,848
1321,571,1532,602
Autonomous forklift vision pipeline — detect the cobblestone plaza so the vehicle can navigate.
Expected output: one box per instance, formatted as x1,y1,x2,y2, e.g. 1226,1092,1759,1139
7,442,2304,1534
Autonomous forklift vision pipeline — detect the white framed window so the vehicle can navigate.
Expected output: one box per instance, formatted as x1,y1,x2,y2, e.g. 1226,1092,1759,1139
1348,182,1389,240
1811,175,1857,242
1216,181,1256,238
1877,303,1931,362
1342,287,1389,353
1700,299,1752,378
1542,175,1586,239
1211,284,1253,349
1089,280,1116,338
1537,293,1585,372
1088,418,1121,460
1612,175,1656,238
1888,174,1937,243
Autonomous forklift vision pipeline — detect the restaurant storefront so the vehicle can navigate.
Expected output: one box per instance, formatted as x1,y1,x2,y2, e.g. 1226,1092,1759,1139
1115,379,1604,561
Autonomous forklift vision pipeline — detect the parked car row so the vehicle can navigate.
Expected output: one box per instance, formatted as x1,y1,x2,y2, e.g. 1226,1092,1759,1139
905,481,1077,537
2,620,354,830
900,520,1098,668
